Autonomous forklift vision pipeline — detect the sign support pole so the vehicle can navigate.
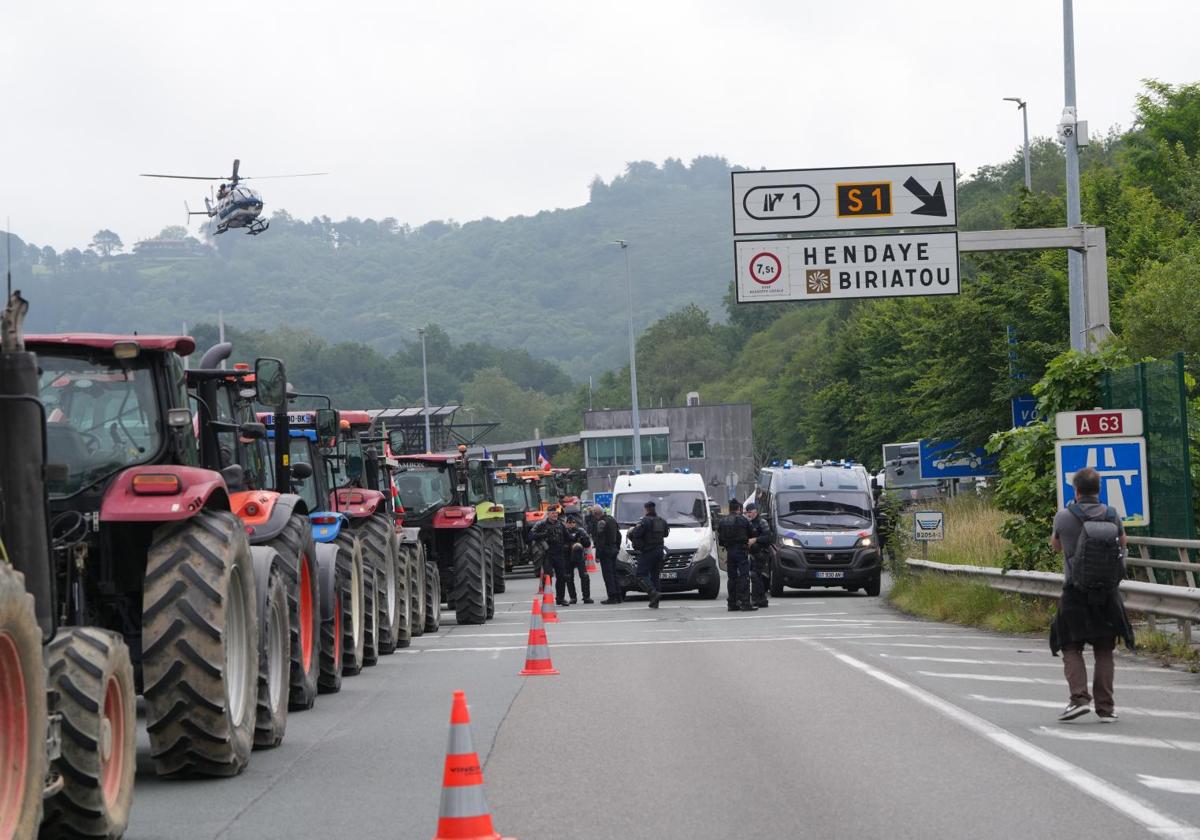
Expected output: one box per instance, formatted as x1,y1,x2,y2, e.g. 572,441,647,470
1063,0,1086,352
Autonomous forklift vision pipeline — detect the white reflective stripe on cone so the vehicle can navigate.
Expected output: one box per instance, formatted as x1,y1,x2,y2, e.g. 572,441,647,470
439,783,493,819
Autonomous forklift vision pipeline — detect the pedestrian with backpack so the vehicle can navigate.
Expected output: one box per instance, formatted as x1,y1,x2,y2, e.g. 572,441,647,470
1049,467,1135,722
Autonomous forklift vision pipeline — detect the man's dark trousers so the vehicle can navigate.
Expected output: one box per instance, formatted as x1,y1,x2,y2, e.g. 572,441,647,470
636,546,666,595
549,550,571,602
560,544,591,602
598,547,621,601
750,551,770,605
726,547,750,608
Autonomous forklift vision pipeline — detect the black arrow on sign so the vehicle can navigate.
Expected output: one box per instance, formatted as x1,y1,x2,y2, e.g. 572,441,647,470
903,176,947,216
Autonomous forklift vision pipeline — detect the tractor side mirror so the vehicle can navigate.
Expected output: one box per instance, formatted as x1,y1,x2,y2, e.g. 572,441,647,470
239,422,267,439
255,358,286,407
387,429,406,453
291,461,314,481
316,408,340,442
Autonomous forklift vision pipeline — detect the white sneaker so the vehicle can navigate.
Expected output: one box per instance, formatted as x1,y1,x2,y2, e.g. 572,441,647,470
1098,712,1119,723
1058,703,1093,721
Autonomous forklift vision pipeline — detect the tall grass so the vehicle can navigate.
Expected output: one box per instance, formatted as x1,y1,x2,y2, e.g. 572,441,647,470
909,493,1010,568
889,574,1055,634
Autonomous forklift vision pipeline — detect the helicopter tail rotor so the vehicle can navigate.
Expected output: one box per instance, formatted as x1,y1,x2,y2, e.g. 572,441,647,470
230,158,241,187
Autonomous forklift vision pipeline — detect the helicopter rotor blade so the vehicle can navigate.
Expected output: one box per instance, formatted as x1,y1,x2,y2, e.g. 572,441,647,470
140,174,226,180
238,172,328,180
231,159,240,184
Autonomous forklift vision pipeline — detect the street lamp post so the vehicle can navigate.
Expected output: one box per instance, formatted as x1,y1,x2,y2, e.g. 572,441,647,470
1063,0,1085,351
613,240,642,472
1003,97,1031,190
418,327,432,452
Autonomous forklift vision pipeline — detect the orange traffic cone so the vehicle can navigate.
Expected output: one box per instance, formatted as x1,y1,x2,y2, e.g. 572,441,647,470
432,691,514,840
519,597,559,676
585,547,599,574
541,575,559,624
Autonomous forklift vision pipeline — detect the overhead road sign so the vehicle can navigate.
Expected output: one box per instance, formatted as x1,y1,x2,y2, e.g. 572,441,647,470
1055,409,1143,439
735,232,959,303
918,439,999,480
731,163,957,236
1055,435,1149,526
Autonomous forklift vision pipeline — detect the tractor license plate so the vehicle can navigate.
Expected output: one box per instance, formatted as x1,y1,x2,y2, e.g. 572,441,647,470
815,571,844,579
660,571,678,580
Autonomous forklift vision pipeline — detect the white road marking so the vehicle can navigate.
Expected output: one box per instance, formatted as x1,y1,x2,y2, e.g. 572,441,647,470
1139,776,1200,796
880,654,1170,674
852,641,1046,651
919,671,1198,694
1035,727,1200,753
809,642,1200,839
969,695,1200,721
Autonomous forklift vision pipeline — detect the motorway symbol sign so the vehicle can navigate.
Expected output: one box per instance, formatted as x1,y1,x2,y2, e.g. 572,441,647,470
1055,435,1149,526
1055,409,1143,439
918,439,999,480
1011,395,1041,428
731,163,957,236
913,510,945,541
734,232,959,303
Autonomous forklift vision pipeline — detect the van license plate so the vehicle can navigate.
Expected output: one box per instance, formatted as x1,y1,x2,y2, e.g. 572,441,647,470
815,571,844,579
659,571,678,580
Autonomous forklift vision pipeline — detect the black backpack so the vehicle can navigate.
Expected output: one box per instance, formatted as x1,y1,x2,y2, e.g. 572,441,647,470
1067,504,1124,593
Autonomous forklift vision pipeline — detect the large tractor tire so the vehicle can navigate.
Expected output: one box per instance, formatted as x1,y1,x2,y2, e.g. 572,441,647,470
41,627,136,838
358,513,407,655
314,543,344,694
142,510,257,778
334,533,366,676
362,566,380,668
424,558,442,633
451,526,488,625
484,539,495,620
407,542,426,637
530,541,548,580
250,547,289,750
0,564,47,840
487,529,506,594
264,513,320,711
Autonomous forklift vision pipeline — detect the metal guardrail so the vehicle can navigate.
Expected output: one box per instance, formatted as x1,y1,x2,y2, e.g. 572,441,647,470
906,558,1200,641
1125,536,1200,587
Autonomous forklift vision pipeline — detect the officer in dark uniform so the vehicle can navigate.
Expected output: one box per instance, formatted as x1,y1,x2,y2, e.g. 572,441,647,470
718,499,757,612
530,507,571,605
562,515,594,604
745,502,774,608
587,504,623,603
628,500,669,609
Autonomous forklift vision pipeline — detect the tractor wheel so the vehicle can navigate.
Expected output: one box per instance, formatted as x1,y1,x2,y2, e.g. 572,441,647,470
407,543,426,637
424,558,442,633
142,510,257,777
451,525,488,625
485,553,495,620
358,513,406,655
362,565,380,668
263,513,320,711
334,533,366,676
530,541,547,580
251,548,290,750
315,544,344,695
0,564,47,840
41,627,136,838
487,530,506,594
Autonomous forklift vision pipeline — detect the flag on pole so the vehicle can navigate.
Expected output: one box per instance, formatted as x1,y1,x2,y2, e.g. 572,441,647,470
537,443,552,471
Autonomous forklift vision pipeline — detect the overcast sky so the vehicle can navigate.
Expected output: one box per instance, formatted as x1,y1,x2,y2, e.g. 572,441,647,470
3,0,1198,250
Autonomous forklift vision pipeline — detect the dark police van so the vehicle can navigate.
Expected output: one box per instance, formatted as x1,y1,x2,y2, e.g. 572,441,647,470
754,462,883,597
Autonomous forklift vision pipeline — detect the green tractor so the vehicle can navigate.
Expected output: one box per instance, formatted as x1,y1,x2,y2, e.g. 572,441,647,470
493,469,540,578
388,442,503,624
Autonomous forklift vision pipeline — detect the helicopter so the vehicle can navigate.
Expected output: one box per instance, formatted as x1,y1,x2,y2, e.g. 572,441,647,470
140,158,325,235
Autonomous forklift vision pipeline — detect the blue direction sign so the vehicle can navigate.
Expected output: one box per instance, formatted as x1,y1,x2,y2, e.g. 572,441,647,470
1055,436,1149,526
1011,395,1041,428
918,439,999,480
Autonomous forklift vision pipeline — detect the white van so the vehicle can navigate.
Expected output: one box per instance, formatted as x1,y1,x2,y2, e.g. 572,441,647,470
610,473,721,599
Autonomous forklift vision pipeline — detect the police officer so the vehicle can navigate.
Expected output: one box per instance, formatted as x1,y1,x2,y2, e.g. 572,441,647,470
587,504,623,604
562,515,594,604
718,499,757,612
628,500,669,609
745,502,773,609
530,507,572,605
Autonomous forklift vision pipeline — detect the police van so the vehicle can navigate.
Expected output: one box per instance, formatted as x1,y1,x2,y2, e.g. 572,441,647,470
754,462,883,597
611,472,721,599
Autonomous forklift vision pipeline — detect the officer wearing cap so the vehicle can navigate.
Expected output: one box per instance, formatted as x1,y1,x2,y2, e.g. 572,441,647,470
628,500,670,609
745,502,774,609
562,514,594,604
718,499,757,611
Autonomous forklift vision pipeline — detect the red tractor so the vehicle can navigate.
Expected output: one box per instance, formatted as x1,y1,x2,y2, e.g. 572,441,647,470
25,326,262,782
1,291,138,837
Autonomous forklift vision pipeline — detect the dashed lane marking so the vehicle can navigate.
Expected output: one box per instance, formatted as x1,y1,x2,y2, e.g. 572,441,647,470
1035,727,1200,753
1139,776,1200,796
918,671,1198,694
968,695,1200,721
850,641,1048,652
808,642,1200,839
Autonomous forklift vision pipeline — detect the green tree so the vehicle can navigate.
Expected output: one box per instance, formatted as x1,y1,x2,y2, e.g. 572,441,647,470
88,229,123,257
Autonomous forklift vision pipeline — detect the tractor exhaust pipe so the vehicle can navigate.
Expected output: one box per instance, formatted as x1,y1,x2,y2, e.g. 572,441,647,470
198,341,233,370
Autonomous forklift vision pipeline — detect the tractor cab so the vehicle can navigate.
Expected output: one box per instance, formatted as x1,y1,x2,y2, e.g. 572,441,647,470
260,409,349,542
493,470,540,573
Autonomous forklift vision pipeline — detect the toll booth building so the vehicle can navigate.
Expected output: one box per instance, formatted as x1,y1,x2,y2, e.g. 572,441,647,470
582,397,755,503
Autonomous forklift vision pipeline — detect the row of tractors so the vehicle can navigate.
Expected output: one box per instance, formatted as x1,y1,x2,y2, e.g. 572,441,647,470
0,291,559,839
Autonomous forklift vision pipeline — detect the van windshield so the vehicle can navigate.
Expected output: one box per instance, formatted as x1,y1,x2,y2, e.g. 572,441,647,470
614,491,707,527
776,492,871,530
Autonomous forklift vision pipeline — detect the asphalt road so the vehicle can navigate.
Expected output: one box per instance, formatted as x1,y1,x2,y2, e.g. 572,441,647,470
126,573,1200,839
